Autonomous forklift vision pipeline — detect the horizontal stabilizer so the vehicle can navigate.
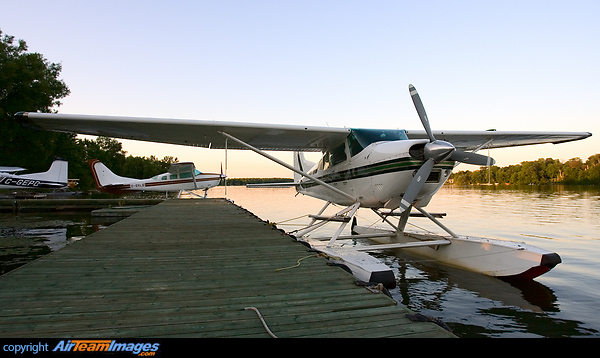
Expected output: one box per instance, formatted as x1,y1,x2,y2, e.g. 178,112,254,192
246,182,299,188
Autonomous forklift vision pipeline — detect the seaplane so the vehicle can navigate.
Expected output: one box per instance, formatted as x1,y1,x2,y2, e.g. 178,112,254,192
0,158,68,190
15,84,592,288
88,159,225,198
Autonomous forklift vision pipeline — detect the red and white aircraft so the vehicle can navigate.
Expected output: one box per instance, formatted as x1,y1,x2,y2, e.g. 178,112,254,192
88,159,225,197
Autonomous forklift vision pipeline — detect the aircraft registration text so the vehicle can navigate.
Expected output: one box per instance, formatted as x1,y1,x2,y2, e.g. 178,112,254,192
0,176,41,188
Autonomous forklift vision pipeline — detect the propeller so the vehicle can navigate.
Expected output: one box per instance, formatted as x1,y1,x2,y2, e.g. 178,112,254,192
397,85,495,213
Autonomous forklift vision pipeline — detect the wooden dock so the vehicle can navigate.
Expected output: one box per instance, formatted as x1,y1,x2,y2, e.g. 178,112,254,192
0,199,454,338
0,198,164,213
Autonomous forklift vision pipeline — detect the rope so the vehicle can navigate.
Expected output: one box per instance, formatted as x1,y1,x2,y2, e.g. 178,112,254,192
274,254,320,272
243,307,278,338
273,213,309,225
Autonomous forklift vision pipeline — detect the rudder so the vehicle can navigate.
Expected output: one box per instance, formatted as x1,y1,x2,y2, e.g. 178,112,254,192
88,159,128,189
293,152,315,182
27,158,68,185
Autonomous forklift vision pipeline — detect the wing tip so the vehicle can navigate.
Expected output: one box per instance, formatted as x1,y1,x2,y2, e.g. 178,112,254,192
552,131,592,144
14,111,44,131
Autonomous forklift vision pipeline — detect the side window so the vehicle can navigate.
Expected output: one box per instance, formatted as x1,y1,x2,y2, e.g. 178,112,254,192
330,143,347,166
347,132,363,157
170,174,178,180
319,154,330,171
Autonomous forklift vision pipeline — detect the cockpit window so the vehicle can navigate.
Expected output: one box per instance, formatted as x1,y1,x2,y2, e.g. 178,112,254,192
348,128,408,157
330,142,347,166
315,142,348,171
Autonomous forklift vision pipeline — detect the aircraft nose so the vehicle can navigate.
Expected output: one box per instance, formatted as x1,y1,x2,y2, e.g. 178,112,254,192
424,140,455,163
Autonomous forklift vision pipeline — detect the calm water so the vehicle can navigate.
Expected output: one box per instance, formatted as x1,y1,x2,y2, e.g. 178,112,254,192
0,212,107,275
1,185,599,338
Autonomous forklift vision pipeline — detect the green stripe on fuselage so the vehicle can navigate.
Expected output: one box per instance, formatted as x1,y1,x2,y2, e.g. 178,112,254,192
300,158,454,188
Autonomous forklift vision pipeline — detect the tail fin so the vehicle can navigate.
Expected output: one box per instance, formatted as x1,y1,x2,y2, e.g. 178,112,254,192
27,158,68,185
88,159,129,189
293,151,315,182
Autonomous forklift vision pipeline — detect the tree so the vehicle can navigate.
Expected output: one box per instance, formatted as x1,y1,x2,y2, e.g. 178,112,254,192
449,155,600,186
0,29,72,170
585,154,600,184
0,31,181,192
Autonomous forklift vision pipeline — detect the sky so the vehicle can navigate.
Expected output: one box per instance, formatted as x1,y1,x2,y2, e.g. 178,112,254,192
2,0,598,177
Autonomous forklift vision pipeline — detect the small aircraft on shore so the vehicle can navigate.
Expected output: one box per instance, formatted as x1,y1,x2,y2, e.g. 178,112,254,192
0,158,68,190
88,159,225,197
15,84,592,287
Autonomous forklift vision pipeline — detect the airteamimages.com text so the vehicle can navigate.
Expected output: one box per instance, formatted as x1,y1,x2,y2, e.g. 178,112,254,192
3,340,161,355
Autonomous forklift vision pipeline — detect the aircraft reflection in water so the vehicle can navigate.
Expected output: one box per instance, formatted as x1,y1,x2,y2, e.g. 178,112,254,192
88,159,225,198
16,84,592,288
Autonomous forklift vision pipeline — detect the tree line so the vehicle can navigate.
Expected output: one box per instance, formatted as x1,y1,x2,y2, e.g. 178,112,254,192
63,136,177,191
449,154,600,186
1,132,177,192
1,30,176,191
225,178,294,186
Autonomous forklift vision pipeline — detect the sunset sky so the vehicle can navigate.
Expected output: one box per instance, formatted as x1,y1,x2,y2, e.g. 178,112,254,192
3,1,598,177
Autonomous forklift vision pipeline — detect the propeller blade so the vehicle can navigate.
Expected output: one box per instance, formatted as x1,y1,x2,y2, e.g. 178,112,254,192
450,150,496,166
409,84,436,142
398,158,435,213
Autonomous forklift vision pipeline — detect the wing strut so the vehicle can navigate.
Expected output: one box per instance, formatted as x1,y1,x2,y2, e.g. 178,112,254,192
218,131,357,203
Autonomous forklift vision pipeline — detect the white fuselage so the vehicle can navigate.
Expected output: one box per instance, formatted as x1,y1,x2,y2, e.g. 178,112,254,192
118,172,222,192
89,160,223,193
0,173,67,190
297,140,453,208
0,159,68,190
96,171,223,193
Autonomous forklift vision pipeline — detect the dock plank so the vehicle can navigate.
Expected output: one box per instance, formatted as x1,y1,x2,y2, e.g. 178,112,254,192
0,199,454,338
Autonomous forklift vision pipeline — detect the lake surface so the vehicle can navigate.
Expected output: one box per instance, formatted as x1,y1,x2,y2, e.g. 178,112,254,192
1,185,599,338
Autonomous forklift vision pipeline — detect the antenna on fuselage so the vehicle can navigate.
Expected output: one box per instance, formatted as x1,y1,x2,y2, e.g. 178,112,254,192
224,137,228,197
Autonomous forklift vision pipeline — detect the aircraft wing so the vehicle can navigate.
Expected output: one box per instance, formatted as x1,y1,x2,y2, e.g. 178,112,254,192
16,112,590,152
15,112,350,152
404,130,592,151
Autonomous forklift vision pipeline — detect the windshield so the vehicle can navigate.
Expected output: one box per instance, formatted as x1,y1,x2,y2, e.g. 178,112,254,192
348,128,408,157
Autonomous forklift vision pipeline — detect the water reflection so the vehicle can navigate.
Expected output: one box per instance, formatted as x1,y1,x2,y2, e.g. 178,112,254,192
381,251,600,337
0,213,103,275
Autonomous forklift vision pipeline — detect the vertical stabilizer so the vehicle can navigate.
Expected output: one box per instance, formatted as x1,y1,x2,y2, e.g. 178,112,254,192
293,152,315,182
88,159,130,189
26,158,68,185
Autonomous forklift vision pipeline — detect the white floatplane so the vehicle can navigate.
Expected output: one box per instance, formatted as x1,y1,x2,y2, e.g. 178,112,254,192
88,159,225,197
15,84,592,288
0,158,68,190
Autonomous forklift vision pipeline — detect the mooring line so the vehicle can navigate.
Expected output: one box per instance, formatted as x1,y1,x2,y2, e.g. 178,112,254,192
274,254,321,272
243,307,278,338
